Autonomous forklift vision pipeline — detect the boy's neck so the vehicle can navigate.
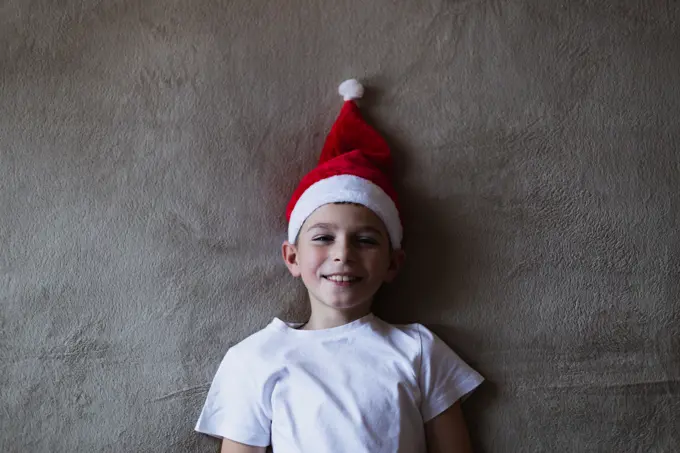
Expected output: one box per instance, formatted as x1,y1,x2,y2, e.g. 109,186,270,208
301,303,373,330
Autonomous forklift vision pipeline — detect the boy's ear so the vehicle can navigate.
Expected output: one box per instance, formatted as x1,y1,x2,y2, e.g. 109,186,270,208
384,249,405,283
282,241,301,277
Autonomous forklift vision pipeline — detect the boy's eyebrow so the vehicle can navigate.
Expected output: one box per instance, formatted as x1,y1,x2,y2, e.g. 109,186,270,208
306,222,336,231
356,226,384,236
306,223,384,236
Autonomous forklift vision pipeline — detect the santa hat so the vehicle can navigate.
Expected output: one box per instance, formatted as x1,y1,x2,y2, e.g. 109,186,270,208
285,79,402,249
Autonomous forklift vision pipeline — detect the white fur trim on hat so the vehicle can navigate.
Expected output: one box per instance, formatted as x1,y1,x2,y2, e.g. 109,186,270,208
288,174,402,248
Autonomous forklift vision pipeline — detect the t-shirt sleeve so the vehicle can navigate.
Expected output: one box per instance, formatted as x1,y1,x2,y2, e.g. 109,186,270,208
194,348,271,447
416,324,485,422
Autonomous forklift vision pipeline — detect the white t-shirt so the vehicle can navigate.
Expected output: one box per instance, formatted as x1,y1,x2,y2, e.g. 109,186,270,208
195,313,483,453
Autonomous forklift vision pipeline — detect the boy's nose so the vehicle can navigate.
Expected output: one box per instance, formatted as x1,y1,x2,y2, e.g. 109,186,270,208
332,239,355,262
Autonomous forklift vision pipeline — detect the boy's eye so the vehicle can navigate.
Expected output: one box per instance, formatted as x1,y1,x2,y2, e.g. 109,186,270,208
357,237,379,245
310,235,379,246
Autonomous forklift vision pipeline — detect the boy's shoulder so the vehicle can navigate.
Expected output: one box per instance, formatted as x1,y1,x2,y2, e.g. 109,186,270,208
373,318,439,351
372,316,424,340
224,319,286,359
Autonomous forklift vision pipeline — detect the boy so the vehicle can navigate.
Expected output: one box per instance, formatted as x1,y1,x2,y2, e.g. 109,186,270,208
195,79,484,453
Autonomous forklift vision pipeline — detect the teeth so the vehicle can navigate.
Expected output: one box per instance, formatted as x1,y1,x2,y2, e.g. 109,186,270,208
326,275,358,282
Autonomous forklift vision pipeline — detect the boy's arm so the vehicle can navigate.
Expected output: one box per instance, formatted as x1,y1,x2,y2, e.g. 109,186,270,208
220,438,267,453
424,401,474,453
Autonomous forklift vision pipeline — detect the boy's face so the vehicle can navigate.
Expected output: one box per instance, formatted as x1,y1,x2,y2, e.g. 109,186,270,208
282,203,404,314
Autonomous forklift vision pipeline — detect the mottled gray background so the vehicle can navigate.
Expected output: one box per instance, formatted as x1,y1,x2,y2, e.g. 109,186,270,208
2,0,679,452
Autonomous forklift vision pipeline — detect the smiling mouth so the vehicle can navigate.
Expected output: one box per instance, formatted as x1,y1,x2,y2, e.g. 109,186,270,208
323,275,362,283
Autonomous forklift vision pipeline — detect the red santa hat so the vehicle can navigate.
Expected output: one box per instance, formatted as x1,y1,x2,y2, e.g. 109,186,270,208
285,79,403,249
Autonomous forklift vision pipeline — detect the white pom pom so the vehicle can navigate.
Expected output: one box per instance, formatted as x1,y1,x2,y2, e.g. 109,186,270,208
338,79,364,101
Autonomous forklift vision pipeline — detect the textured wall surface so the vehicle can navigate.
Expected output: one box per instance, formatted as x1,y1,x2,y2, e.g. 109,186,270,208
2,0,679,451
